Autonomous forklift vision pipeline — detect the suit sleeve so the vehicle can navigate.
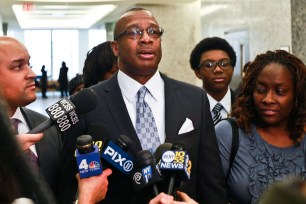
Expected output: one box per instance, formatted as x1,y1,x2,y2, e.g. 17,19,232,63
197,93,228,203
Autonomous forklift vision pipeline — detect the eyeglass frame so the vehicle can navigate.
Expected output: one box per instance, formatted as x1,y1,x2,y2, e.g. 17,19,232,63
197,59,233,71
114,27,164,40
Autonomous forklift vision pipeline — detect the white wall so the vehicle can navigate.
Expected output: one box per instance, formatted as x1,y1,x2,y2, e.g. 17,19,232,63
200,0,292,88
141,1,201,85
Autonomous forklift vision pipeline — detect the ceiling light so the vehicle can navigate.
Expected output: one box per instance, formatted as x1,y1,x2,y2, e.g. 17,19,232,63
12,4,117,29
200,5,228,16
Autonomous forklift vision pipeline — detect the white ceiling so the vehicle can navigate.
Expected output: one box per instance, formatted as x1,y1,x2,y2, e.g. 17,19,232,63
0,0,200,30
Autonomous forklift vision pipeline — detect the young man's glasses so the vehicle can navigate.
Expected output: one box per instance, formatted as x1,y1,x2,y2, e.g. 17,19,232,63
114,27,164,40
198,59,232,70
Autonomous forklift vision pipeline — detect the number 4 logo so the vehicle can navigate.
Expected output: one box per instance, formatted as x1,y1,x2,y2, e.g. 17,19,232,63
79,159,89,170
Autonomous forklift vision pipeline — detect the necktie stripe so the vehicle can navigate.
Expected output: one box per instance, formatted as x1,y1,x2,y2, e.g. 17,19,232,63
212,103,223,125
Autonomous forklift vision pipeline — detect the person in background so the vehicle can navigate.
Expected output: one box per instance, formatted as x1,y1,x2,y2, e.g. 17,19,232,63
69,74,84,95
58,61,69,97
59,7,227,204
40,65,48,98
234,61,251,96
0,36,62,202
189,37,237,124
82,41,118,88
215,50,306,203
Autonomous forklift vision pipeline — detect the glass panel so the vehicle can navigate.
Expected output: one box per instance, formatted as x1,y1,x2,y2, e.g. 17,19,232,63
89,27,106,49
52,30,79,81
24,30,52,78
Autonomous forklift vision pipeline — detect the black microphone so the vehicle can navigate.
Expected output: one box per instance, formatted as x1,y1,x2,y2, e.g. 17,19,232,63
157,142,191,197
28,88,98,134
131,150,161,196
154,143,172,163
100,134,135,175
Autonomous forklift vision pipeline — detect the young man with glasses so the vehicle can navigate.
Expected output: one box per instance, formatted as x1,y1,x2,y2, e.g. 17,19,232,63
189,37,237,125
59,7,227,204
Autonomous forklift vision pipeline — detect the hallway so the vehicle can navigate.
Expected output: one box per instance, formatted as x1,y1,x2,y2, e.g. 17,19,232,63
27,91,65,116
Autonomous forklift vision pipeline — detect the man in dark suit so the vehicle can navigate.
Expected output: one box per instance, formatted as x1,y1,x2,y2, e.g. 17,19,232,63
59,7,227,204
189,37,237,124
0,36,62,201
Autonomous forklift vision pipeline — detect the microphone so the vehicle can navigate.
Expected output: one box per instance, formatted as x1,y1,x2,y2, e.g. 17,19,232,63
74,134,102,204
157,142,191,197
100,135,135,175
154,143,172,163
75,134,102,178
131,150,161,196
28,88,98,134
85,123,135,175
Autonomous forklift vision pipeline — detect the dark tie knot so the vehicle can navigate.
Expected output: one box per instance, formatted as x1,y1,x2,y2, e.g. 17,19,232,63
213,103,223,113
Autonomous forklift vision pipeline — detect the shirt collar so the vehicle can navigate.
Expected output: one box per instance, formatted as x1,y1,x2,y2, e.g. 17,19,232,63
207,88,232,113
118,70,164,102
10,107,27,125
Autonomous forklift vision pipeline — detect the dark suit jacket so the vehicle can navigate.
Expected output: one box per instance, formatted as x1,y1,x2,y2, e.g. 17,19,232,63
21,107,62,201
59,72,227,204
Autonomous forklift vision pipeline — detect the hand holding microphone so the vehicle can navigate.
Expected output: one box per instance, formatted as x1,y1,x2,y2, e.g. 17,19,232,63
16,133,43,150
74,134,112,204
76,169,112,204
75,134,102,178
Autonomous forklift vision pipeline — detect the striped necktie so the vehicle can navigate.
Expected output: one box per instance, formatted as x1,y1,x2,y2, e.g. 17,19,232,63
135,86,161,153
10,118,40,172
212,103,223,125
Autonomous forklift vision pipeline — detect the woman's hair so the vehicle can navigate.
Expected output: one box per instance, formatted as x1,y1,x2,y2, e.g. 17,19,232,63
232,50,306,144
83,41,117,88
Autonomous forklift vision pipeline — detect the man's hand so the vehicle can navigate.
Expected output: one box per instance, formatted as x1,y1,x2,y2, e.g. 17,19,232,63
149,193,174,204
149,191,199,204
176,191,198,204
16,133,43,150
76,168,112,204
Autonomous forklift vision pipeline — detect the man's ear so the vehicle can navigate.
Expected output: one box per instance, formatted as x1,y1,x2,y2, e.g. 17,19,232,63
194,70,202,79
111,41,119,56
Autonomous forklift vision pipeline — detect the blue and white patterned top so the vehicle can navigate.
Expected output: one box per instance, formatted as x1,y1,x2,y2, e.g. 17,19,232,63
215,120,306,204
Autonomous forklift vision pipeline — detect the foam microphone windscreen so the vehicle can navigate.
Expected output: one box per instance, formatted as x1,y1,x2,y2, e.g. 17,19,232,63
69,88,98,114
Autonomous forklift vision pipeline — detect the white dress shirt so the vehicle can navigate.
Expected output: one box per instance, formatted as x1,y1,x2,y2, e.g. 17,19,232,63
118,70,166,143
207,88,232,119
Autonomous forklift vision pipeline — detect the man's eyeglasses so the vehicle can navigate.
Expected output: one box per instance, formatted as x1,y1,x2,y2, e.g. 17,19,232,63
114,27,164,40
198,59,232,70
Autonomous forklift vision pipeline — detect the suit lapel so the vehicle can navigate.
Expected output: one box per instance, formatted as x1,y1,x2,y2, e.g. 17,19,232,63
162,74,181,143
102,75,143,152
